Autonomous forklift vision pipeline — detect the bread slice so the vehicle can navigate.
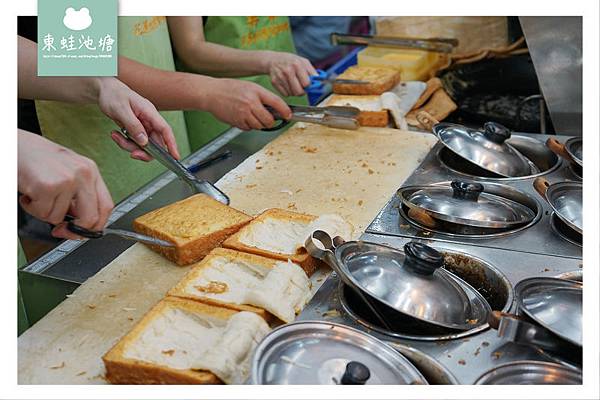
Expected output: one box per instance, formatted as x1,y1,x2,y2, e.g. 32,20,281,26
102,297,269,384
168,248,311,323
325,94,389,127
222,208,319,276
222,209,353,277
132,194,253,265
332,66,401,95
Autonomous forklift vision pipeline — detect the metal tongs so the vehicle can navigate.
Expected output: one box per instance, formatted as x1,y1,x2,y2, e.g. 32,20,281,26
63,215,174,247
263,104,360,131
119,129,230,205
330,32,459,54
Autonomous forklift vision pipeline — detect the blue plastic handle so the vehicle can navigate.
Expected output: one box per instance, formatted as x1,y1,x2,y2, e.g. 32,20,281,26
308,69,329,90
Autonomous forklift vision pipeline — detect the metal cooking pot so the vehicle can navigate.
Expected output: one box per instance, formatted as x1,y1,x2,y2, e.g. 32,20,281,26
474,361,582,385
305,231,491,331
433,122,539,177
488,277,582,362
398,180,536,230
546,137,582,168
533,178,582,234
251,321,428,385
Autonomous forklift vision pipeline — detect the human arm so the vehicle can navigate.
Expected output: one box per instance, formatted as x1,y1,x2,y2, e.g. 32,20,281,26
116,56,292,131
167,16,317,96
18,129,114,239
18,35,179,161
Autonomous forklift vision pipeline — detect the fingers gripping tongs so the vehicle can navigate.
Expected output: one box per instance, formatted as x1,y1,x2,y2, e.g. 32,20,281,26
119,128,230,205
262,104,361,131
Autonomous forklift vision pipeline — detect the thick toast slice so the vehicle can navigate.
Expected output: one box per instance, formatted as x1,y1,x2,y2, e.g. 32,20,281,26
102,297,269,384
222,209,320,276
168,248,311,323
325,94,389,127
132,194,253,265
332,66,400,95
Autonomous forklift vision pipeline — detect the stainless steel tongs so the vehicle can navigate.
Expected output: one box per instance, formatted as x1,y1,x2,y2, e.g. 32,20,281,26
263,104,360,131
330,32,459,54
119,128,230,205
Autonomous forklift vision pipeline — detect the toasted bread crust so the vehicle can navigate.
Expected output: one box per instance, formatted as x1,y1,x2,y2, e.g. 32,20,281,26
333,66,400,95
168,248,281,321
357,110,389,127
102,297,235,385
132,194,253,265
222,209,320,276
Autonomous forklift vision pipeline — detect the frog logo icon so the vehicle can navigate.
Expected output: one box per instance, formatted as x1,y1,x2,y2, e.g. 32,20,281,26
63,7,93,31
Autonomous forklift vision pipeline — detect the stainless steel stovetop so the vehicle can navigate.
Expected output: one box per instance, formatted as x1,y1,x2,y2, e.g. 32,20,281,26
297,133,583,384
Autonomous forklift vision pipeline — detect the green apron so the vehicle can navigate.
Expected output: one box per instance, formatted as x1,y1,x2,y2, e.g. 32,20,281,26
36,16,191,203
177,16,309,151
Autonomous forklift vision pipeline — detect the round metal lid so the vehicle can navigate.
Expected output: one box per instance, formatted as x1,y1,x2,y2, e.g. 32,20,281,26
434,122,536,177
251,321,427,385
336,241,491,330
515,277,582,347
545,181,582,234
565,137,582,167
474,361,582,385
400,181,536,229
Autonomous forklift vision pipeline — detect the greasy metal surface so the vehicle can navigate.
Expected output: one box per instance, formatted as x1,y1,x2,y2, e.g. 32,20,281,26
473,360,581,385
251,321,427,385
520,17,582,136
367,134,582,258
298,233,582,384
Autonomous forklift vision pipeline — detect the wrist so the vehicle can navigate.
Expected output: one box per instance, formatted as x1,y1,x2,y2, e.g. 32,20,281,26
256,50,276,74
85,77,106,103
192,75,221,111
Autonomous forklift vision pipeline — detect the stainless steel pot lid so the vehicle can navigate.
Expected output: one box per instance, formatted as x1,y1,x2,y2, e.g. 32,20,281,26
305,233,491,331
433,122,538,177
534,178,582,234
515,277,582,347
399,181,536,229
474,361,582,384
251,321,427,385
565,137,583,166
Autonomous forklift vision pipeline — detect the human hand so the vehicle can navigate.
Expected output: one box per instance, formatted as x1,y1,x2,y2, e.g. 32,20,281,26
205,78,292,131
18,130,114,240
95,78,180,161
264,51,317,97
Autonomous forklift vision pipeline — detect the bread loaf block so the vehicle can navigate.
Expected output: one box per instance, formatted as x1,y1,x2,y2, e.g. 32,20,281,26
102,297,269,384
332,66,400,95
132,194,252,265
168,248,311,323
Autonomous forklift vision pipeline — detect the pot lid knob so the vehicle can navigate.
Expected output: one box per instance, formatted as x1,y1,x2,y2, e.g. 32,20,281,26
451,180,484,201
483,122,511,144
403,242,444,275
340,361,371,385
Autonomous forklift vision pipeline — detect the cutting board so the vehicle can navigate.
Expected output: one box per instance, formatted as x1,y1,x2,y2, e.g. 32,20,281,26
17,123,436,384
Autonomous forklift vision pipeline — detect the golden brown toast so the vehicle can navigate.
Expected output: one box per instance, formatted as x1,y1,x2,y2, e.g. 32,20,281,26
333,66,401,95
132,194,252,265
